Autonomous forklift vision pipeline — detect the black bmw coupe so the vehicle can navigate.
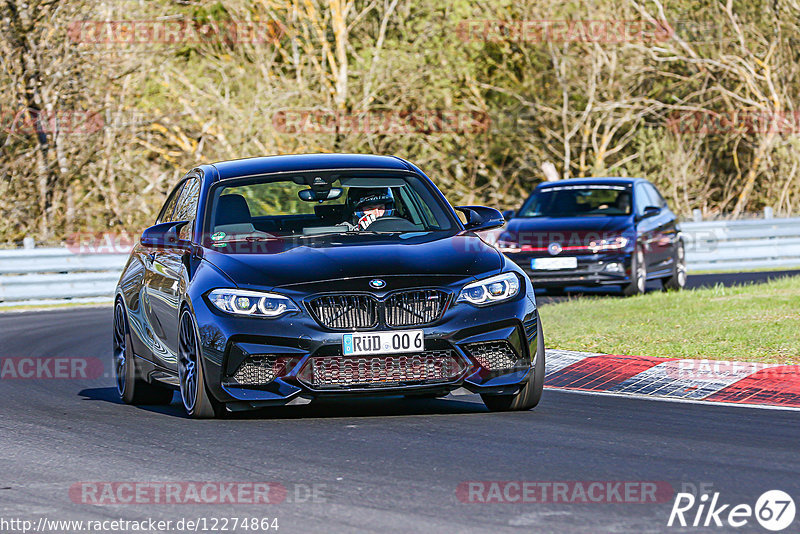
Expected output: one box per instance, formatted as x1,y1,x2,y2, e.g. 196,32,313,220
114,154,543,418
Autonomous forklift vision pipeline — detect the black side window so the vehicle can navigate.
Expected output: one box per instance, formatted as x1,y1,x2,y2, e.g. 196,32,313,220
173,177,201,240
156,182,185,224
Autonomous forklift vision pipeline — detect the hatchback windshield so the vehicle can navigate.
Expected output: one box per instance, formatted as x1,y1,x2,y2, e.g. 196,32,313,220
518,184,632,218
206,173,456,241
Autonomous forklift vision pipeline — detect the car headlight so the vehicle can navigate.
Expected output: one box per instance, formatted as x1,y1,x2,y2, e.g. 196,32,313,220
588,236,629,253
207,289,299,318
496,239,521,253
457,272,521,306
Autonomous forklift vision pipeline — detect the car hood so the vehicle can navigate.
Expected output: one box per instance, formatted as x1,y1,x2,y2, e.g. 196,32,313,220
500,216,634,246
201,232,503,289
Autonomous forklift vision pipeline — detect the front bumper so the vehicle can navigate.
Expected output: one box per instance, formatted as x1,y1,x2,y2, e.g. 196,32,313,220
191,288,539,410
512,252,633,287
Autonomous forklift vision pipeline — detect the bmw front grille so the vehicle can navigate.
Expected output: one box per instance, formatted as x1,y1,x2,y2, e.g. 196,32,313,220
307,290,449,330
384,290,447,327
307,295,379,329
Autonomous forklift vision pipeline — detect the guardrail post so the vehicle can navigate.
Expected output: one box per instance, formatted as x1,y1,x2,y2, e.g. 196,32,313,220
764,207,774,219
692,209,703,222
23,237,35,249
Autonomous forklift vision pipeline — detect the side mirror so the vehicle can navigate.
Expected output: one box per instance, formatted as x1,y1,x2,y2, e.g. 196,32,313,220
455,206,505,232
140,221,191,251
639,206,661,220
502,209,516,220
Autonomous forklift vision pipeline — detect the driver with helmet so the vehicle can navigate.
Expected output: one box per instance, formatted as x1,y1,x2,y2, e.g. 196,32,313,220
345,188,395,230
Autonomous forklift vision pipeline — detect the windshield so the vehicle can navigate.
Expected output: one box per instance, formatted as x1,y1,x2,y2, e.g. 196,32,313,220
205,172,456,243
518,184,632,218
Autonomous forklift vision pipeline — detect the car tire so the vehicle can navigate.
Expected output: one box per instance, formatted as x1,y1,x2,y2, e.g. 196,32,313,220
113,299,174,405
662,240,687,291
481,311,545,412
178,309,225,419
622,247,646,297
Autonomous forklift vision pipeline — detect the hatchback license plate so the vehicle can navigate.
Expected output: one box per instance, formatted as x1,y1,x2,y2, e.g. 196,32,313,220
531,257,578,270
342,330,424,356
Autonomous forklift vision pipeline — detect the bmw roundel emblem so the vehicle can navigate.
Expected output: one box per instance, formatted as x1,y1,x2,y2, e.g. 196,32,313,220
548,242,563,256
370,279,386,289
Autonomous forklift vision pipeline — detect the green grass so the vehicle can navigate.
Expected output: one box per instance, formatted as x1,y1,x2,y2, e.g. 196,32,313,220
538,277,800,364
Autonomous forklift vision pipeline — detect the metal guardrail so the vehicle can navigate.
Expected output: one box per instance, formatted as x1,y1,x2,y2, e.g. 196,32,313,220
0,248,128,303
0,215,798,303
681,216,800,271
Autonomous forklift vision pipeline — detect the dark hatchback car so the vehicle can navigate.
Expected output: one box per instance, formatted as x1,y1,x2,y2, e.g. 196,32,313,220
114,154,543,418
496,178,686,296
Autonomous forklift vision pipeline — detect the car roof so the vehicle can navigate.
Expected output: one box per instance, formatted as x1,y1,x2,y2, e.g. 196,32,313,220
208,153,414,180
536,177,646,189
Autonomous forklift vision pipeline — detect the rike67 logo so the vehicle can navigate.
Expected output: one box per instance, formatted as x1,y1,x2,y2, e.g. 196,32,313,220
668,490,796,531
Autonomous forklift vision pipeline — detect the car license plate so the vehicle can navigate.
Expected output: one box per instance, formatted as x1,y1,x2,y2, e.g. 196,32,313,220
342,330,424,356
531,257,578,270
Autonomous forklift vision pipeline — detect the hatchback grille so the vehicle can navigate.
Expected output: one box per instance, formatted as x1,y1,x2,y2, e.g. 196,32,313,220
308,295,378,329
465,341,520,371
297,350,465,389
385,290,448,327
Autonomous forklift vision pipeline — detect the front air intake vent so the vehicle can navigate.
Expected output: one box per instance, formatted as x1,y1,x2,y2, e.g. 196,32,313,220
465,341,520,371
297,350,466,389
232,356,296,385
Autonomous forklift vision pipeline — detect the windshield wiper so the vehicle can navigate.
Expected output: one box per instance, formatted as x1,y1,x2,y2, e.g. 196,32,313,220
212,235,278,244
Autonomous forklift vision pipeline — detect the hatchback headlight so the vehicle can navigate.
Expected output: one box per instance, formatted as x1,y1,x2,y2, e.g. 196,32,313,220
457,272,521,306
207,289,299,318
588,236,628,253
495,239,521,253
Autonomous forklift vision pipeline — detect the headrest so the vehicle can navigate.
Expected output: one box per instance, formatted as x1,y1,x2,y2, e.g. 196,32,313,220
215,194,252,227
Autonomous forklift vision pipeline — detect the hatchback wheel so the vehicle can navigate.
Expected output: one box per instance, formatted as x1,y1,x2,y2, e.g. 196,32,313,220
662,241,687,291
622,247,646,297
178,309,225,419
113,300,174,405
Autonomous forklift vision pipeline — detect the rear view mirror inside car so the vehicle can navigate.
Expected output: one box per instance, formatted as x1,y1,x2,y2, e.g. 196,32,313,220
299,187,343,202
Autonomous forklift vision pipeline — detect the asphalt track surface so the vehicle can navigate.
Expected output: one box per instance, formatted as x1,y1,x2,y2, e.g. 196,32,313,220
1,271,799,533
